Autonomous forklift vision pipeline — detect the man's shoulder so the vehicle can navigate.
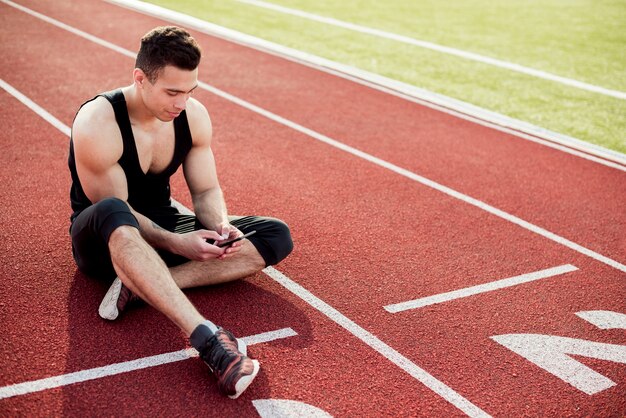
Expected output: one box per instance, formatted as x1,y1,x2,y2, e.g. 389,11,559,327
185,97,212,145
73,96,119,140
74,96,114,125
72,95,123,163
185,97,210,121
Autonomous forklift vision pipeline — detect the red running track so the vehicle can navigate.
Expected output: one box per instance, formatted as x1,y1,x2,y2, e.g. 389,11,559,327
0,0,624,416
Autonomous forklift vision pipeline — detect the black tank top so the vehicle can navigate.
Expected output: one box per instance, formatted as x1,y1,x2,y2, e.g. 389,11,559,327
68,89,193,222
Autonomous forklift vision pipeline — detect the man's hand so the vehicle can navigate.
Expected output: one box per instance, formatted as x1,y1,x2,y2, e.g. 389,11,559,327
172,230,227,261
214,223,244,260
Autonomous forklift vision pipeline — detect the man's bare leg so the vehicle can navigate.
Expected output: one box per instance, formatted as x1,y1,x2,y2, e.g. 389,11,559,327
108,225,204,336
169,240,266,289
107,225,260,398
100,234,265,321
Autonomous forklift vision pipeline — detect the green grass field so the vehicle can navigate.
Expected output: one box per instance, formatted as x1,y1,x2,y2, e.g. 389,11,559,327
147,0,626,154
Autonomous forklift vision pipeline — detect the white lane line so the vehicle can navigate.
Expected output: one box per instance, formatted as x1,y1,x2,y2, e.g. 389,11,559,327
106,0,626,168
263,267,491,417
1,4,625,274
0,328,297,400
234,0,626,101
0,79,71,137
1,0,136,60
2,83,489,416
385,264,579,313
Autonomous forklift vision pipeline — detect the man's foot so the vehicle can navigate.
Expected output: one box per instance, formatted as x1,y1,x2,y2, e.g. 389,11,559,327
197,328,260,399
98,277,140,320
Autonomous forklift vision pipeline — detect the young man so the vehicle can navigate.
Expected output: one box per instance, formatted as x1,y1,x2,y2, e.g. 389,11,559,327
68,26,293,399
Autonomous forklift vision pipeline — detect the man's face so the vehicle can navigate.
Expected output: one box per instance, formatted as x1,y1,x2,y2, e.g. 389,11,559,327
141,65,198,122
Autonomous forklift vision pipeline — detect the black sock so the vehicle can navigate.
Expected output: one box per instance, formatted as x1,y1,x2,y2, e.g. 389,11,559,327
190,323,214,351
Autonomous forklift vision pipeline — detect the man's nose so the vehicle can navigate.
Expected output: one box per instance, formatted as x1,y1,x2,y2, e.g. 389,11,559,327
174,99,186,110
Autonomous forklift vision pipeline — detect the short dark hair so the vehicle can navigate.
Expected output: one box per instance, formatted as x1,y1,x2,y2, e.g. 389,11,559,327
135,26,202,82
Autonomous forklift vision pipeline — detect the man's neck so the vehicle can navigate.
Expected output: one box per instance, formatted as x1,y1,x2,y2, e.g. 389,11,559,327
122,85,163,128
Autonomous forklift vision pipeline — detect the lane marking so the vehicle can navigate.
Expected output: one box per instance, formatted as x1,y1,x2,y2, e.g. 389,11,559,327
253,399,333,417
234,0,626,101
2,83,490,416
575,310,626,330
0,78,71,137
491,333,626,395
0,328,297,400
385,264,579,313
263,267,491,417
0,7,624,273
1,0,136,60
105,0,626,168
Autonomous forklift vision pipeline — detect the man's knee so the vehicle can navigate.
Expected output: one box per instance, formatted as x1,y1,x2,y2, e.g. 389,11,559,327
263,218,293,266
109,224,141,244
92,197,131,217
276,219,294,262
87,197,139,245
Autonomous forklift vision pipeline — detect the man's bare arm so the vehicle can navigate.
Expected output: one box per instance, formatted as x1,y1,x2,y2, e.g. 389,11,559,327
183,99,231,232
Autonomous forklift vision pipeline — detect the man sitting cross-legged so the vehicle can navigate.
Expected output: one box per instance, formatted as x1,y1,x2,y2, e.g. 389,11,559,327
68,26,293,399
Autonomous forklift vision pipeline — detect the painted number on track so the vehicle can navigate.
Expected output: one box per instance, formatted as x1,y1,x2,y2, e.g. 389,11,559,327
492,310,626,395
253,399,333,417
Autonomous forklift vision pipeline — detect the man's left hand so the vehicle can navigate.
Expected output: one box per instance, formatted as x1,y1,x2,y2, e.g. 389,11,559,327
215,223,244,259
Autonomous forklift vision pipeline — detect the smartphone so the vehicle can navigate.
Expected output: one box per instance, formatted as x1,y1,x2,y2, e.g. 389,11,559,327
215,230,257,248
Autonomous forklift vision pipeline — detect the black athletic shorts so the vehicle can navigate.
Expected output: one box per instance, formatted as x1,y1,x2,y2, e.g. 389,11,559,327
70,197,293,281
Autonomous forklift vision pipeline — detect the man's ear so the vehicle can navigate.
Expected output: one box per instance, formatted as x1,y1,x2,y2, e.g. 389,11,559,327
133,68,147,88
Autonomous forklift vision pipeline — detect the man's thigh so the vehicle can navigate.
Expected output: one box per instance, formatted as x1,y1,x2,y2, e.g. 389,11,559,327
228,215,293,266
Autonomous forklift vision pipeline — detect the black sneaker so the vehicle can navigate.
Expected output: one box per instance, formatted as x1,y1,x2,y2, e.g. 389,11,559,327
98,277,140,320
197,328,260,399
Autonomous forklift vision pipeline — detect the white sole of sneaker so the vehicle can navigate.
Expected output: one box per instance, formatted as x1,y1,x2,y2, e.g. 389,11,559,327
229,359,260,400
98,277,122,320
237,338,247,357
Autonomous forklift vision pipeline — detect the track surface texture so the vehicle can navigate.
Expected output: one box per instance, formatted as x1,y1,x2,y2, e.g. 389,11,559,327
1,0,624,416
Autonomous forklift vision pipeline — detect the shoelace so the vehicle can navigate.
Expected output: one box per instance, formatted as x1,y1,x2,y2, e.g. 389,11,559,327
204,330,241,376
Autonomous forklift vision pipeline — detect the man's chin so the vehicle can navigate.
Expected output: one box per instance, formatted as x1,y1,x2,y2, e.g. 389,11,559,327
156,111,179,122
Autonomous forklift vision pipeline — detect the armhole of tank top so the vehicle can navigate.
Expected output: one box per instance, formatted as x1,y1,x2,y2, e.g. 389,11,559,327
102,90,142,174
174,110,193,160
